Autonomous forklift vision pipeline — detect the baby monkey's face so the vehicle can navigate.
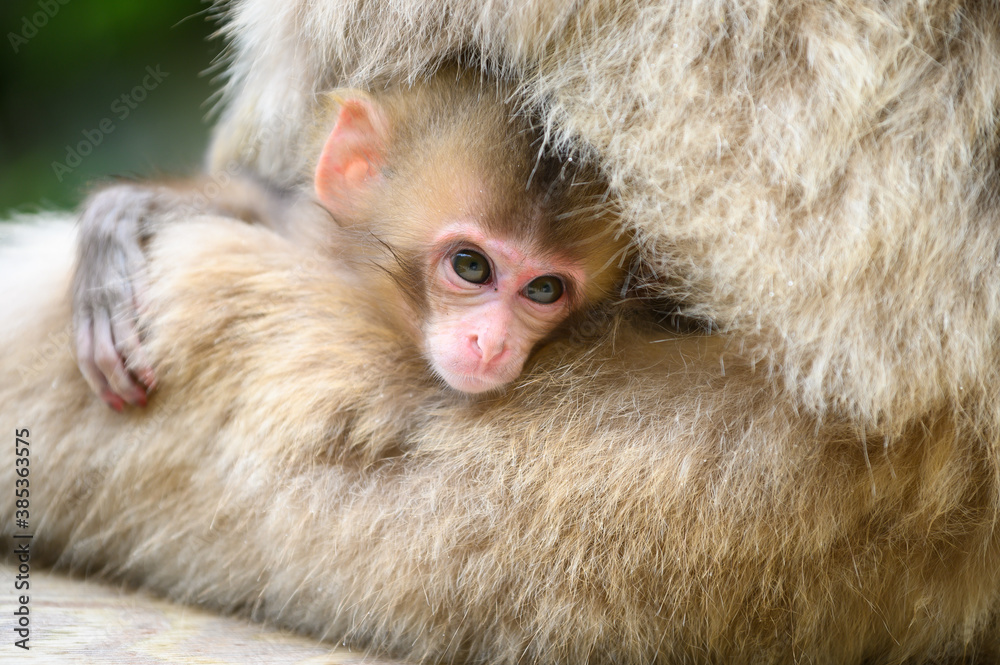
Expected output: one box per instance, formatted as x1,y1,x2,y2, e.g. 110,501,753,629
309,84,625,395
422,222,586,394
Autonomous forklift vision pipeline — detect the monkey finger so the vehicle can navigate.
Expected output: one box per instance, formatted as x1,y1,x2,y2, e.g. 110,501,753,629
73,319,124,412
110,312,155,398
93,309,148,408
100,266,151,402
129,277,157,392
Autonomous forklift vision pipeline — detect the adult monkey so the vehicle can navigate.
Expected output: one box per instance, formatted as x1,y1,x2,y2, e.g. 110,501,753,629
5,2,1000,665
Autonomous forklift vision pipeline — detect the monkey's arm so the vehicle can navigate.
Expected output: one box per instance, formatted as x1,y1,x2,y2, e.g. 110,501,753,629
72,177,289,410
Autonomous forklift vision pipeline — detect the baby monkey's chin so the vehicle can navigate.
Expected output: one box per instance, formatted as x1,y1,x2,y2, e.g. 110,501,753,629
434,367,518,395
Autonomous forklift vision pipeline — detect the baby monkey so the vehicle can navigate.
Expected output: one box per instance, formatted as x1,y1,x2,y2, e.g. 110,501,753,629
72,71,627,408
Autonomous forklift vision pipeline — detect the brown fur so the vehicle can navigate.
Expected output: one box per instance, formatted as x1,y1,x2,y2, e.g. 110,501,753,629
4,0,1000,662
212,0,1000,431
70,70,627,404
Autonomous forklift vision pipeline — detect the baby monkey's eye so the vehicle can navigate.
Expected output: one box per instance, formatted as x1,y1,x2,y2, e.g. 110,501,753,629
452,250,491,284
524,275,564,304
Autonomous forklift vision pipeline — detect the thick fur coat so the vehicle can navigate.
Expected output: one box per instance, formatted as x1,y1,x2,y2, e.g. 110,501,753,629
4,0,1000,663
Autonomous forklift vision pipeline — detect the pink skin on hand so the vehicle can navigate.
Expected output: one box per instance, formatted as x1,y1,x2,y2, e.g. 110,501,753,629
424,223,586,394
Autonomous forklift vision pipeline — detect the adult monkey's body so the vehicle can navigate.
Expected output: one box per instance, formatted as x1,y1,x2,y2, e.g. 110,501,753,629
5,0,1000,664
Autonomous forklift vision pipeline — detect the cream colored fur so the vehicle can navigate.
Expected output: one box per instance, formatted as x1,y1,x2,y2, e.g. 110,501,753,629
4,0,1000,662
211,0,1000,431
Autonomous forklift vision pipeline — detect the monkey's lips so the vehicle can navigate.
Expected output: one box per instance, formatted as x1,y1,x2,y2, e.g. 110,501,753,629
433,363,519,394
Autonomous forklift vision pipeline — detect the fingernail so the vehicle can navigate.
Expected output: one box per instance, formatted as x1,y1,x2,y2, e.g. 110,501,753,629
102,391,124,412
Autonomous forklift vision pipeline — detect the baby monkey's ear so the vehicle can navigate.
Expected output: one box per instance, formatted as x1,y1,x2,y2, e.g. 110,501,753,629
314,92,391,222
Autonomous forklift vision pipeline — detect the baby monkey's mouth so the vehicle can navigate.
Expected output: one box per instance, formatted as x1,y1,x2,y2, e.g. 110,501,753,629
432,362,520,395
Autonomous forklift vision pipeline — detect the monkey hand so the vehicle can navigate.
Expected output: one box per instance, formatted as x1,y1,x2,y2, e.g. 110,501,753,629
72,184,159,411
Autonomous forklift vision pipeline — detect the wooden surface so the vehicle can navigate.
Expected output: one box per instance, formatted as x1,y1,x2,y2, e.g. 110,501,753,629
1,564,402,664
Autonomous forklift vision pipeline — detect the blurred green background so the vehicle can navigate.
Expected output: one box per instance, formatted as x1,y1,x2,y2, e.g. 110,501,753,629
0,0,219,216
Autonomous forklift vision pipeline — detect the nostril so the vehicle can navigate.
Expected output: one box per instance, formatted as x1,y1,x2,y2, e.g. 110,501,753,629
467,333,504,364
480,339,504,364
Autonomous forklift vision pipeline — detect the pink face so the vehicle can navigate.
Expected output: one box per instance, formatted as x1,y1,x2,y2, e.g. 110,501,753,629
423,223,586,394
